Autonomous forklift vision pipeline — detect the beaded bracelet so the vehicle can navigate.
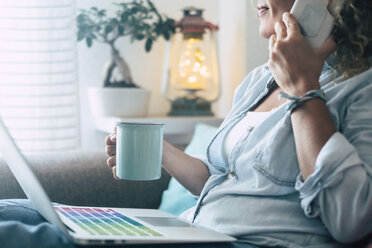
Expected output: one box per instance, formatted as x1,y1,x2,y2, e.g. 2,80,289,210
278,89,326,113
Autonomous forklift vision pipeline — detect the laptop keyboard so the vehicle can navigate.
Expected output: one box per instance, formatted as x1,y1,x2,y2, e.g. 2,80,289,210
54,206,163,237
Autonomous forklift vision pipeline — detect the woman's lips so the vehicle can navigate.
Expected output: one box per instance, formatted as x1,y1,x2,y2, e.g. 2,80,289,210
257,6,269,17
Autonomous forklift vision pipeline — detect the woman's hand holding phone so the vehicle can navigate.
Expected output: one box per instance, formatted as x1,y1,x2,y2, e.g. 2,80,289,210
268,12,336,97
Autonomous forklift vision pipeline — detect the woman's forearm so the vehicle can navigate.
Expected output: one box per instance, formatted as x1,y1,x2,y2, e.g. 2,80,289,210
291,98,337,181
162,141,210,195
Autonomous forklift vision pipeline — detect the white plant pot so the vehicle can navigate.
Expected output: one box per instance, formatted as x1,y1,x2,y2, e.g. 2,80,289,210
88,87,150,118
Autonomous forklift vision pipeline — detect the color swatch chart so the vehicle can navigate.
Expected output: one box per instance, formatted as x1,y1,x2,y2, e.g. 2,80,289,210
54,206,163,237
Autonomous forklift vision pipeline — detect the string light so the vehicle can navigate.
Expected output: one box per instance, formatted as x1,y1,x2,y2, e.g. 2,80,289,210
177,39,210,90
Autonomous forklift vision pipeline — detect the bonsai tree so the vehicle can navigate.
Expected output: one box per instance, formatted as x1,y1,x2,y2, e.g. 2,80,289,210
76,0,175,88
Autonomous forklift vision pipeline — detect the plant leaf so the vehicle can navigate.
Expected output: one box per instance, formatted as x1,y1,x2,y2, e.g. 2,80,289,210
98,10,106,17
136,34,145,40
77,29,85,41
162,30,170,40
76,13,86,24
145,38,153,52
121,12,129,23
130,7,139,15
110,18,119,25
104,25,113,34
118,25,125,35
86,37,93,47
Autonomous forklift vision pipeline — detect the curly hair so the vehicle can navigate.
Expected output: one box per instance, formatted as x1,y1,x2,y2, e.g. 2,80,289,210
330,0,372,78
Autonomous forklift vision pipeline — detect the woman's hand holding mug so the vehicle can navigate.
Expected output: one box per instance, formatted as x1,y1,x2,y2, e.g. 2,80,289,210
105,123,164,181
105,127,120,180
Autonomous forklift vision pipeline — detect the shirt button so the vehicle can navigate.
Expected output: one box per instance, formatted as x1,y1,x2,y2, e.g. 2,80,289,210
246,125,254,131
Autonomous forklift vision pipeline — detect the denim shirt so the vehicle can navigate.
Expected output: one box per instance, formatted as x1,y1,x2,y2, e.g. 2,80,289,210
182,62,372,247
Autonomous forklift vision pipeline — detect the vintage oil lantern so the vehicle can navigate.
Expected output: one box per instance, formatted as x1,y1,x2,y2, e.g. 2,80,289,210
162,7,220,116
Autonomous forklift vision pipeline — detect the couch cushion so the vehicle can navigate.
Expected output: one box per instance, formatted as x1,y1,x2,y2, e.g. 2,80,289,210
158,124,218,216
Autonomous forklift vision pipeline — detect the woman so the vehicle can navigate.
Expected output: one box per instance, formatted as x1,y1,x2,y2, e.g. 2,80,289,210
108,0,372,247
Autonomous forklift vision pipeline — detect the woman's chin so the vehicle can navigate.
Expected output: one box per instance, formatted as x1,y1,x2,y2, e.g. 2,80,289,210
258,27,274,39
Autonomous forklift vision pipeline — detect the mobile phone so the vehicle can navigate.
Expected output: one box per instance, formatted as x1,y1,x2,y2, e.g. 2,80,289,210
290,0,345,48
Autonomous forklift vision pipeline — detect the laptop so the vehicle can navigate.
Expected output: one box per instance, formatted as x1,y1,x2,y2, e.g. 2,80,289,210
0,119,236,246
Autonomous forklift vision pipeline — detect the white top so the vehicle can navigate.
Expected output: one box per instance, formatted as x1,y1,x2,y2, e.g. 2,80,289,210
222,111,273,162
